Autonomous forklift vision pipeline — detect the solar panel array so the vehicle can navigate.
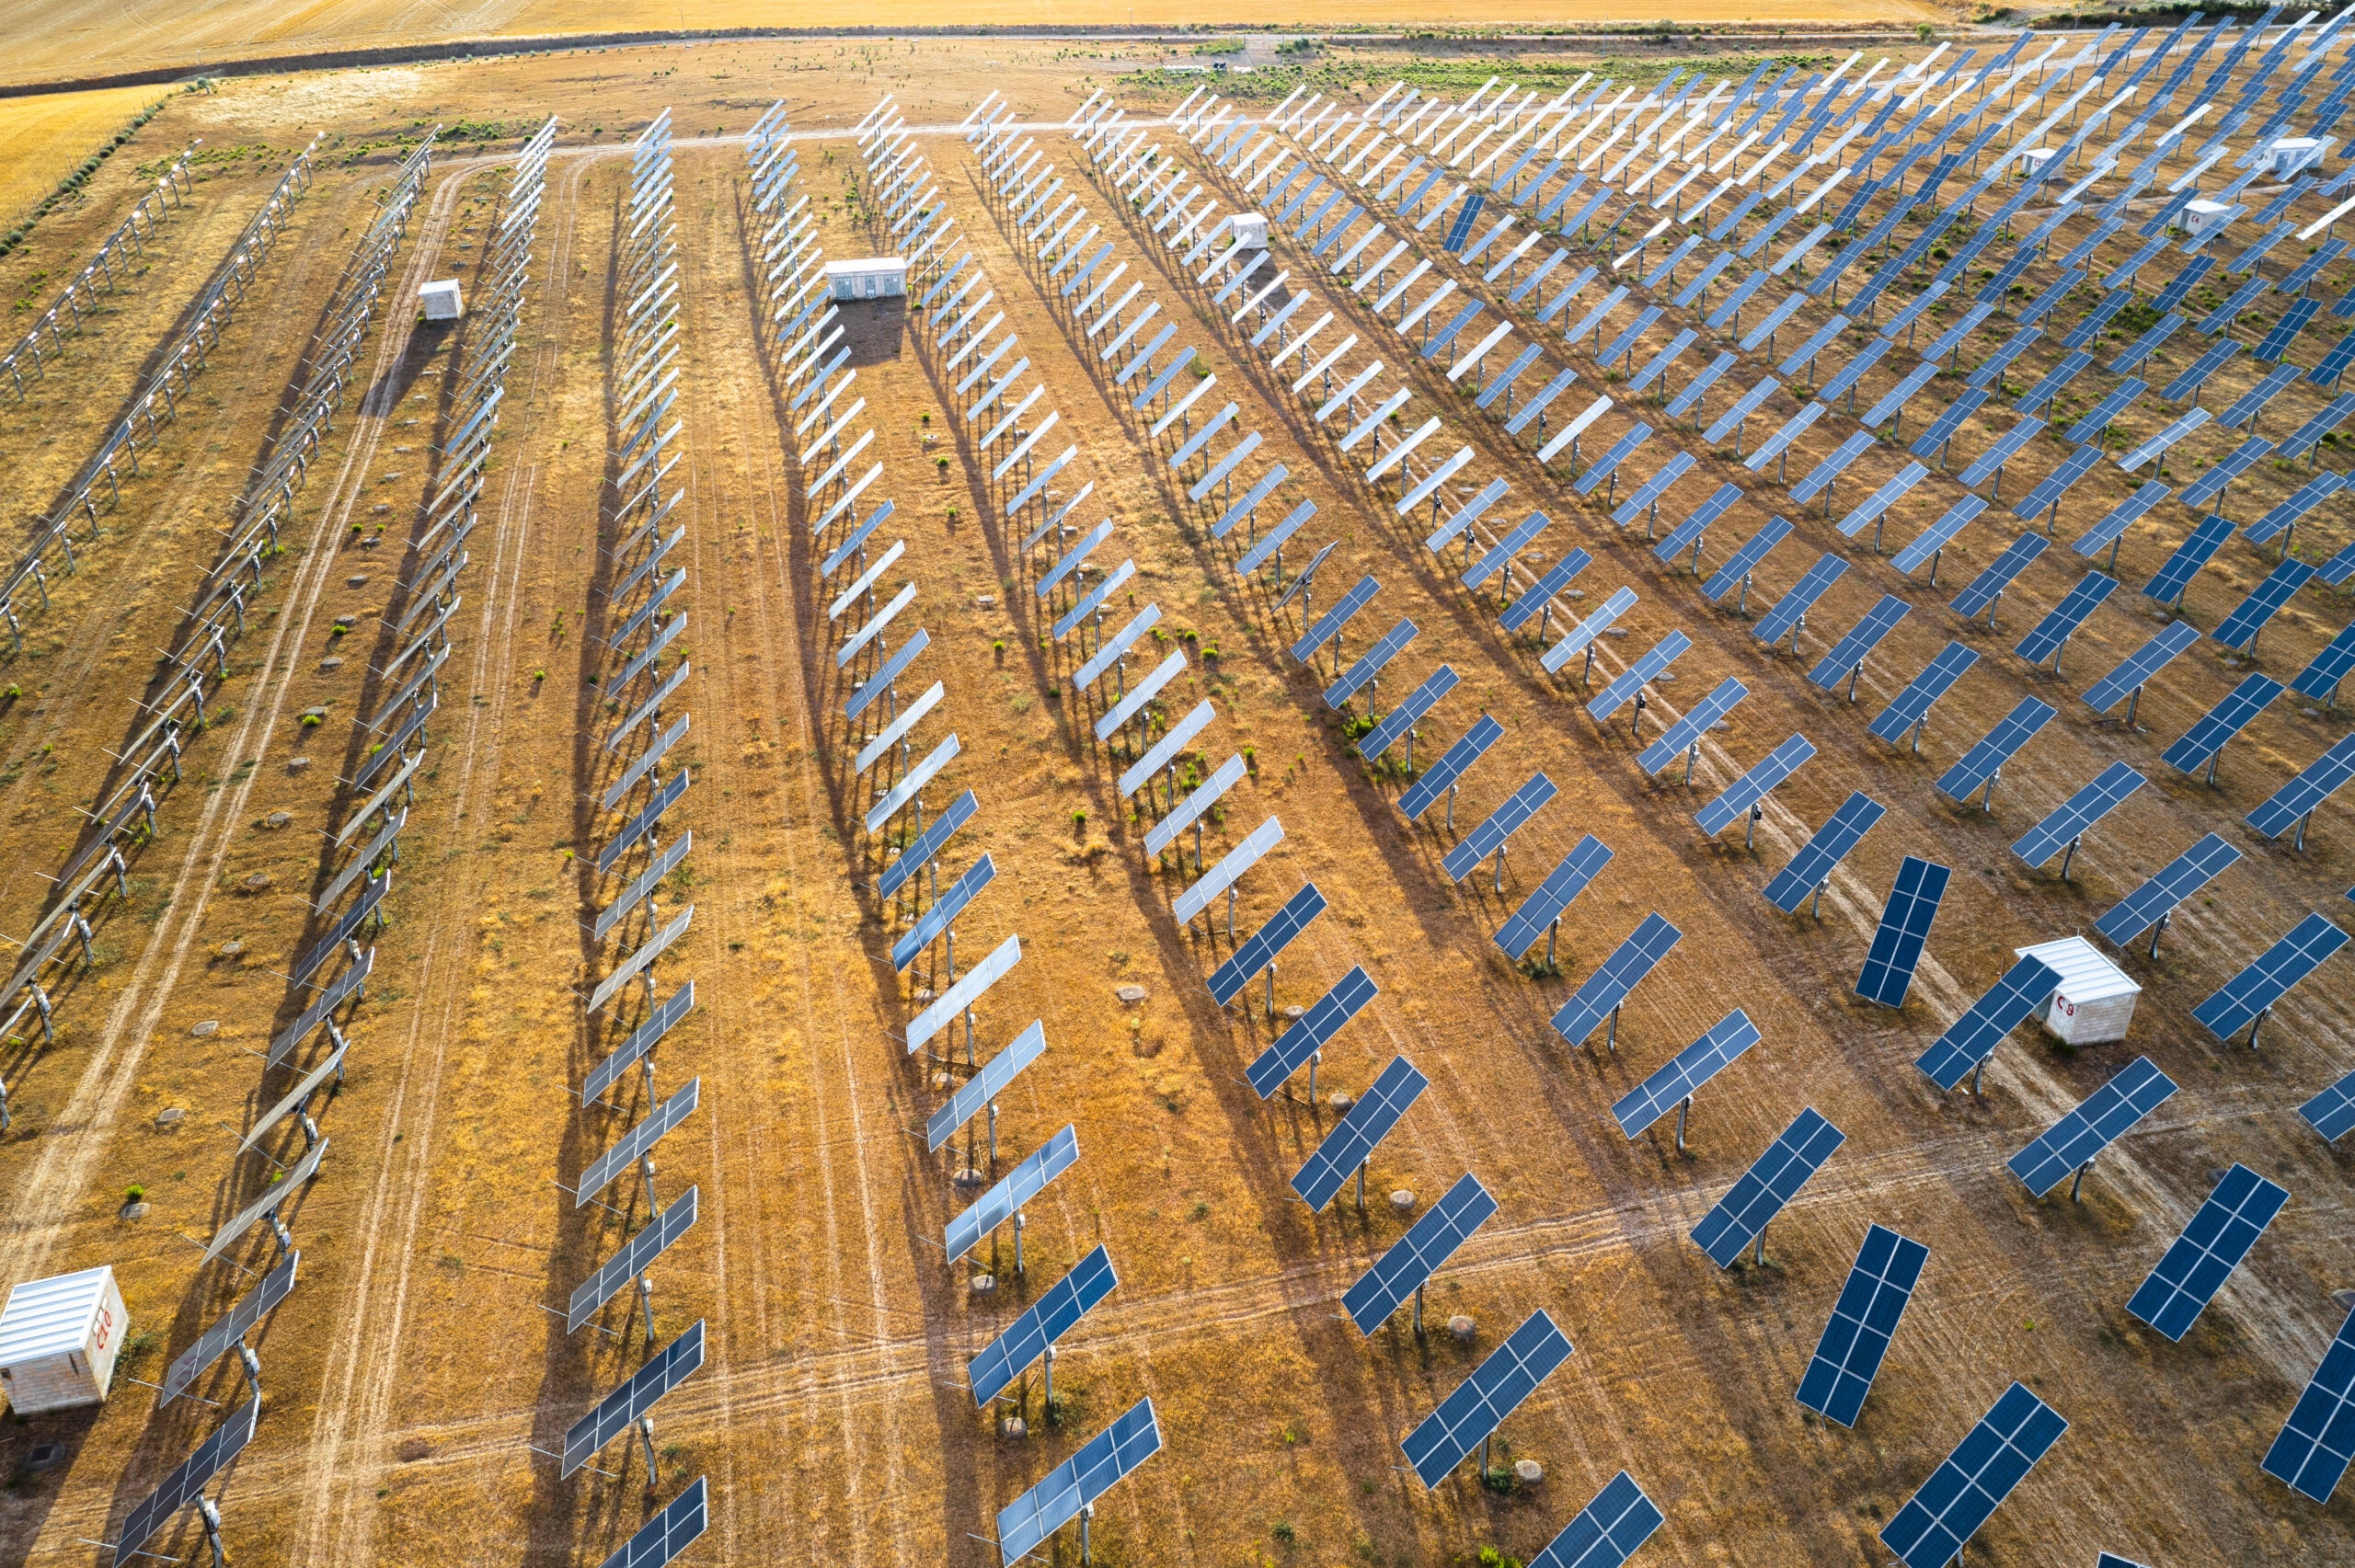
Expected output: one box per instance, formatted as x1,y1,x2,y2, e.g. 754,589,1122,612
1880,1384,2069,1568
1795,1224,1929,1426
1344,1173,1498,1333
1855,857,1950,1007
2262,1303,2355,1505
1691,1108,1846,1267
1611,1010,1762,1138
2125,1164,2289,1342
1401,1310,1575,1486
2008,1058,2181,1197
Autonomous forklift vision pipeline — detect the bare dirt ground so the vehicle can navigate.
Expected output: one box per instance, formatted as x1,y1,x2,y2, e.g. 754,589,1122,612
0,30,2348,1568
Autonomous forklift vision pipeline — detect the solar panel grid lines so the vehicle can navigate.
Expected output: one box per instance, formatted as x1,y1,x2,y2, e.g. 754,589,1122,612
1400,714,1507,818
1173,816,1285,926
996,1397,1164,1564
1400,1310,1575,1487
1325,617,1419,707
1697,734,1818,837
969,1244,1120,1408
1638,677,1749,775
1293,1055,1431,1210
160,1253,299,1407
2194,911,2353,1042
948,1124,1083,1264
1878,1382,2069,1568
2304,1065,2355,1142
598,1474,706,1568
879,790,977,902
2246,731,2355,840
1551,912,1682,1045
1909,390,1993,463
1856,856,1952,1008
1807,593,1912,692
115,1397,262,1561
2015,571,2120,667
2214,556,2319,649
1789,430,1877,504
1795,1224,1930,1427
2126,1163,2290,1343
1763,792,1888,914
1916,956,2063,1092
1586,629,1693,723
1442,772,1560,882
561,1320,706,1477
1690,1106,1847,1268
2081,620,2203,715
1343,1173,1498,1334
573,1078,700,1207
927,1020,1050,1153
2010,1056,2181,1198
1610,1009,1762,1139
1248,966,1379,1098
1704,517,1799,606
1868,642,1981,747
1525,1471,1666,1568
1292,573,1381,662
568,1187,697,1333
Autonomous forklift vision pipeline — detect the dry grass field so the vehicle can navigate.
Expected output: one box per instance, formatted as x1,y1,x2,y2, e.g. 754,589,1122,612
0,27,2348,1568
0,87,171,226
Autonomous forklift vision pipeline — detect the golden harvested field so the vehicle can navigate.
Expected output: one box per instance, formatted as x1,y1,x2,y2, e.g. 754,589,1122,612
0,1,1955,90
0,87,168,224
0,28,2350,1568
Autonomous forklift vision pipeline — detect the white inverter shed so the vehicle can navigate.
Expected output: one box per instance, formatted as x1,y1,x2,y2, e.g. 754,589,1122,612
2015,936,2142,1047
419,279,465,322
0,1265,129,1414
825,257,905,301
1231,212,1269,249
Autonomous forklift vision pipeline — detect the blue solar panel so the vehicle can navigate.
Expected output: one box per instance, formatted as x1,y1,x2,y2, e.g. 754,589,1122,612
2178,436,2274,510
2072,481,2169,561
1526,1471,1664,1568
1790,431,1877,504
1587,630,1691,723
1598,306,1663,368
2108,311,2185,372
1463,510,1551,589
2126,1164,2289,1343
1361,665,1458,763
1626,329,1698,394
1856,856,1950,1007
892,854,996,972
1292,574,1381,661
1294,1055,1428,1210
1697,734,1816,836
2220,361,2304,429
1880,1384,2068,1568
2255,296,2321,361
1442,772,1558,881
1690,1107,1845,1267
1401,1310,1574,1487
1551,913,1681,1045
2014,350,2096,414
2083,621,2201,713
2012,761,2147,867
948,1125,1080,1263
1326,618,1418,708
1835,463,1927,542
2008,1057,2178,1196
1949,533,2049,620
1892,497,1986,575
1571,424,1656,497
1614,458,1701,530
2095,832,2245,948
2263,1299,2355,1504
1963,327,2043,393
2165,338,2246,405
1705,518,1799,605
2295,623,2355,701
969,1245,1119,1406
1648,483,1738,562
2064,379,2146,446
2245,472,2348,548
1916,956,2062,1091
2195,913,2352,1040
1744,404,1826,472
1664,350,1738,418
2313,327,2355,387
1207,882,1327,1006
1863,361,1941,429
1496,835,1614,958
2015,573,2119,665
1956,418,2047,490
1796,1224,1929,1427
2247,732,2355,839
996,1399,1162,1565
2010,443,2107,521
1808,594,1911,691
928,1021,1048,1154
1777,315,1853,377
1399,714,1507,818
2214,559,2317,650
1248,966,1378,1098
1344,1173,1498,1334
879,789,977,901
1611,1010,1761,1138
1817,339,1893,408
1763,792,1887,913
2303,1069,2355,1143
1639,678,1748,774
1703,377,1782,443
2166,672,2285,776
1870,642,1980,744
2144,514,2235,606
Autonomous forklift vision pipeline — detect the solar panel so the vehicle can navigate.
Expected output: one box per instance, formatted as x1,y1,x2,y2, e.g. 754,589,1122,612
1460,509,1546,587
2013,761,2147,869
160,1253,298,1406
1704,517,1798,605
2179,437,2274,511
1585,630,1691,722
1569,423,1655,498
1326,619,1417,708
1856,856,1951,1007
891,855,995,972
2008,1057,2178,1196
1645,481,1733,565
117,1398,260,1561
2015,572,2119,667
1639,679,1748,775
598,1475,706,1568
1442,773,1558,881
1956,418,2047,490
569,1186,697,1332
996,1399,1163,1564
2296,623,2355,700
574,1079,700,1206
1400,714,1506,818
1909,390,1991,461
1248,966,1378,1097
1172,817,1284,926
2220,360,2304,429
2245,471,2348,548
927,1020,1048,1153
1207,883,1326,1008
1880,1384,2068,1568
1697,734,1817,837
1613,455,1700,530
1551,913,1681,1045
970,1244,1119,1406
2165,673,2284,776
2264,1299,2355,1505
1525,1471,1665,1568
562,1321,705,1477
2126,1164,2289,1342
1796,1224,1929,1427
1790,432,1877,504
1294,1055,1430,1210
2143,514,2234,608
2314,326,2355,387
1949,532,2049,622
2108,311,2185,372
1916,956,2062,1092
1611,1010,1761,1138
2255,296,2322,361
1292,574,1380,661
1344,1173,1498,1334
1835,462,1926,541
879,789,977,901
1702,377,1781,443
1808,594,1911,692
1869,642,1980,745
2196,912,2352,1042
1627,329,1698,394
2065,380,2146,448
1777,315,1852,377
2079,621,2200,715
948,1124,1081,1263
2247,733,2355,840
1495,835,1614,961
2013,350,2096,414
1499,546,1594,633
906,933,1021,1055
1401,1310,1574,1486
2214,558,2317,650
1817,339,1893,410
1763,792,1887,913
2303,1069,2355,1143
2010,443,2107,524
1744,404,1826,472
1691,1107,1845,1267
